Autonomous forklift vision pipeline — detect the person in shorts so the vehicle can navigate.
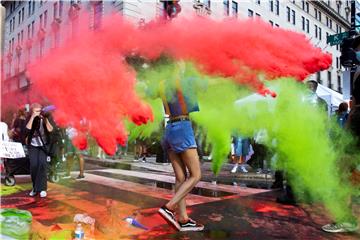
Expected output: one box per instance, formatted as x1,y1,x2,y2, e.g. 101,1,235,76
63,127,86,179
158,61,204,232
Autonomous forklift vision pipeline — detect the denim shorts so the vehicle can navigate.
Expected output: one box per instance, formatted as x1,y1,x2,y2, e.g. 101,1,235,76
233,137,250,157
162,120,197,153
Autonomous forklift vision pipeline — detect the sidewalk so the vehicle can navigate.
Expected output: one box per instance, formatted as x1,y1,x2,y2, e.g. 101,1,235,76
84,154,275,189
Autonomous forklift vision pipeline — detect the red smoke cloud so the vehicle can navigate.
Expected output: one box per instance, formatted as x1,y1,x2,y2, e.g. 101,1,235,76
27,15,331,154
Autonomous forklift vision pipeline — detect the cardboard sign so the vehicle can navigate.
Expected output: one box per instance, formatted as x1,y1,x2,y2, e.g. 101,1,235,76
0,141,26,159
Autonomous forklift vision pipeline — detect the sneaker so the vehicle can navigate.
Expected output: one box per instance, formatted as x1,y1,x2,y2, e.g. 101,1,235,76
240,165,248,173
322,222,358,233
231,165,238,173
40,191,47,198
158,206,180,230
179,218,204,232
29,189,37,197
76,175,85,180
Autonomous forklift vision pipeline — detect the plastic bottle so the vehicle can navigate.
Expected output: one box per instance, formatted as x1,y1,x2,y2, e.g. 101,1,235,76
74,223,84,240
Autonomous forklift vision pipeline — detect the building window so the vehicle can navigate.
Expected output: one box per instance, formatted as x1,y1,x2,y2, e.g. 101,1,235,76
315,8,318,19
223,0,229,16
292,10,295,25
287,7,290,22
205,0,211,8
248,9,254,17
18,11,21,26
232,1,238,17
315,24,318,38
317,72,321,84
269,20,274,26
32,1,35,15
327,71,332,89
305,2,309,13
329,19,332,29
306,19,309,33
336,57,339,69
27,24,31,39
275,23,279,27
59,0,63,18
338,75,342,93
28,1,31,16
270,0,273,12
302,0,305,10
44,10,48,28
31,21,35,38
21,30,24,44
53,2,58,19
21,7,24,23
93,1,103,30
275,0,279,15
302,16,305,30
256,0,260,5
318,11,321,22
326,16,328,26
319,27,322,40
40,14,43,29
9,19,12,33
39,39,45,58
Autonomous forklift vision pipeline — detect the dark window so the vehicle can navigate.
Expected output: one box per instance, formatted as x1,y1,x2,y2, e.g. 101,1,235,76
315,24,318,38
44,10,48,28
302,16,305,30
232,1,238,17
305,2,309,13
275,0,279,15
53,2,58,19
28,1,31,16
302,0,305,10
93,1,103,30
306,19,309,33
317,72,321,84
248,9,254,17
269,20,274,26
270,0,273,12
338,75,342,93
327,71,332,89
287,7,290,22
256,0,260,4
223,0,229,16
318,11,321,22
275,23,279,27
59,0,63,18
319,27,322,40
292,10,295,25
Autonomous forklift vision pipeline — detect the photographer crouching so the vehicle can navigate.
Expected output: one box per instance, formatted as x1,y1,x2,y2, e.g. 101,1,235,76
25,103,54,198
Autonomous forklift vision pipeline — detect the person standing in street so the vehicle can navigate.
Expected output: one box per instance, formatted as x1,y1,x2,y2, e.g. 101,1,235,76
25,103,54,198
158,61,204,232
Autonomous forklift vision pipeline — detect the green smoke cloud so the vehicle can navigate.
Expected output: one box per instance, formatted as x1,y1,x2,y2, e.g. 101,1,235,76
130,60,359,223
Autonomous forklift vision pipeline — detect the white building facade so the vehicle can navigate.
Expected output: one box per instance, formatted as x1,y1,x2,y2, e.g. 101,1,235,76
0,0,353,107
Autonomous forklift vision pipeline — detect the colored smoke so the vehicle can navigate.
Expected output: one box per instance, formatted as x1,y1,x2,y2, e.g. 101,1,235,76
26,14,331,154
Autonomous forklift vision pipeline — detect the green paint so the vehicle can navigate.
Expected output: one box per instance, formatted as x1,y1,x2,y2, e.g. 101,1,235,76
1,183,32,196
131,60,359,222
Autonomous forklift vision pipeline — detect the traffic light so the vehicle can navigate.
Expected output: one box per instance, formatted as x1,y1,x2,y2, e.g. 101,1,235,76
340,35,360,67
164,1,181,19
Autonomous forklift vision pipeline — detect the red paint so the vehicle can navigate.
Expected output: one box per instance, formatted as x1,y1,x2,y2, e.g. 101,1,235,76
26,15,331,154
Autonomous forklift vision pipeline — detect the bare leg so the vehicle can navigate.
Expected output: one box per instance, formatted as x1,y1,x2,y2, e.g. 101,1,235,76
168,151,189,222
166,149,201,211
79,155,85,176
